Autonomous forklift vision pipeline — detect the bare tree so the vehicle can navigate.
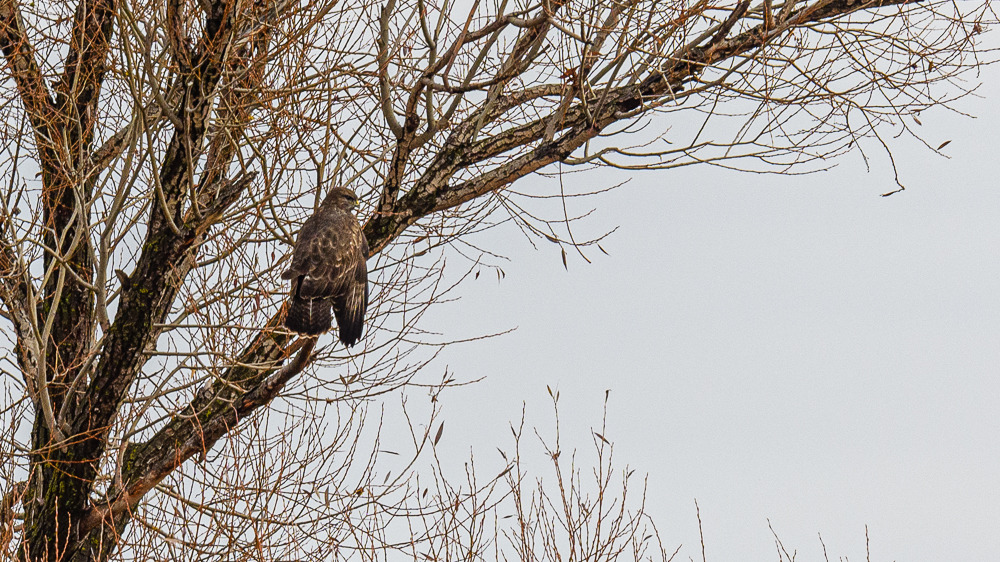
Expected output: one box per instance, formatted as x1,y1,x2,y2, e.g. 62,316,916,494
0,0,992,559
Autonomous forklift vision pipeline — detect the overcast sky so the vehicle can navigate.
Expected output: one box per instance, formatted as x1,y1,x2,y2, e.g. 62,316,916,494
410,49,1000,562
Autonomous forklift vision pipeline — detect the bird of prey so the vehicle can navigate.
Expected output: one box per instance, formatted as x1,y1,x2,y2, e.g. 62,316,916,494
282,187,369,346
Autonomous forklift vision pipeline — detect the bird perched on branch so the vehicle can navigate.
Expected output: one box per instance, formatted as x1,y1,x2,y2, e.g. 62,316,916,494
282,187,369,346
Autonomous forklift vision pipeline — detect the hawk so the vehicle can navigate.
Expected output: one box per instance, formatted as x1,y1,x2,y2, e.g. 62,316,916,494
282,187,369,346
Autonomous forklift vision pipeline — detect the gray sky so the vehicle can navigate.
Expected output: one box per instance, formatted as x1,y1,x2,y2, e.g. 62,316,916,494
415,53,1000,561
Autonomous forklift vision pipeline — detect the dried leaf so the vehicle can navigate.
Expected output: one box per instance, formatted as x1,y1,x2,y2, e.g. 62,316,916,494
937,140,951,150
433,422,444,445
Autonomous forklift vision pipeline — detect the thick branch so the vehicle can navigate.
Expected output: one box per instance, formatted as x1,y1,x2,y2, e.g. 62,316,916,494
54,0,118,159
365,0,923,253
51,2,276,558
19,163,251,562
80,334,315,536
15,2,121,559
75,172,254,433
0,0,54,142
71,0,250,446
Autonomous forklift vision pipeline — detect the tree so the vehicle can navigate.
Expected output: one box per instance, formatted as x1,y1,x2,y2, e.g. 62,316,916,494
0,0,991,559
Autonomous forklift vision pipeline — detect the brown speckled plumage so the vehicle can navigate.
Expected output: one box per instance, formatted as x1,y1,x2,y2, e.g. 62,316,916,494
282,187,369,346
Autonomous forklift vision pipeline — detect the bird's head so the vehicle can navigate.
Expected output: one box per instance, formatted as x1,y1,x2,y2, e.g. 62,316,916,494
323,186,360,211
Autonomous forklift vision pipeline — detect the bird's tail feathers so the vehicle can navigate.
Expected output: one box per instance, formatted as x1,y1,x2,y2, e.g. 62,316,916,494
285,296,332,335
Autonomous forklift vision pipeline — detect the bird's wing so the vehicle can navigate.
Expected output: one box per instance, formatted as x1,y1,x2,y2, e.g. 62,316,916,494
332,228,369,346
288,210,354,298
